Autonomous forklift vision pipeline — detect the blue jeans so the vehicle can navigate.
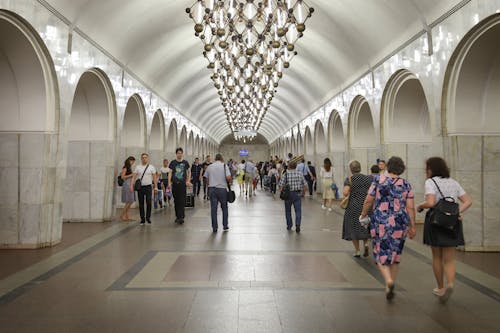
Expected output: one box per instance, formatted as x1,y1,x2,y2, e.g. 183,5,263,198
285,191,302,228
209,187,228,231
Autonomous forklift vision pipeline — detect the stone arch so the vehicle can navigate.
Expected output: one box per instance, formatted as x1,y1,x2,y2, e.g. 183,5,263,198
179,125,188,151
328,110,346,152
200,137,205,157
166,119,178,154
121,94,146,149
195,135,200,157
291,135,296,155
187,131,194,157
297,132,304,155
381,69,431,143
314,120,327,154
348,95,376,148
0,10,61,247
150,110,165,151
443,13,500,135
64,68,117,222
304,126,314,155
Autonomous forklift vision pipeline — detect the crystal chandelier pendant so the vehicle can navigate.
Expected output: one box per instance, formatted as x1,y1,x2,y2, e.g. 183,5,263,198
186,0,314,141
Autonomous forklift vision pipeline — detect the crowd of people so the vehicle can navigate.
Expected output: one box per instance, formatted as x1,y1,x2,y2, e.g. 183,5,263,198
118,150,472,303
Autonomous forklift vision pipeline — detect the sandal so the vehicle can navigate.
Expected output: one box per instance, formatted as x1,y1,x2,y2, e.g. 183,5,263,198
386,283,395,301
440,286,454,303
353,251,361,258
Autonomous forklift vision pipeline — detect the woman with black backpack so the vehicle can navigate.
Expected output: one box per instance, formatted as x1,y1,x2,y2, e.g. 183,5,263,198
417,157,472,303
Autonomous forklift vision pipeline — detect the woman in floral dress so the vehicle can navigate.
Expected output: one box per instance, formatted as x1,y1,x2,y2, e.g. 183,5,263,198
360,156,416,301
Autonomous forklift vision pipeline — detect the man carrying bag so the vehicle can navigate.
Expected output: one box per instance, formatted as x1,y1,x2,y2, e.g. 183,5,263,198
204,154,232,233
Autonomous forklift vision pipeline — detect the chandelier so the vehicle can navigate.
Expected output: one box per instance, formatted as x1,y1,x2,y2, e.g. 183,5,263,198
234,128,257,142
186,0,314,140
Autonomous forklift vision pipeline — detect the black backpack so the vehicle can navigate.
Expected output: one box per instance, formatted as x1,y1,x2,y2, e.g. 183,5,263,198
429,178,460,230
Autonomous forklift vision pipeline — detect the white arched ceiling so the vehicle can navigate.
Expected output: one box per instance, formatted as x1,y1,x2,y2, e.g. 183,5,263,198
328,110,346,152
166,119,177,152
0,10,57,133
43,0,461,142
382,69,431,143
444,14,500,135
121,94,146,148
69,69,116,141
348,96,376,149
150,110,164,151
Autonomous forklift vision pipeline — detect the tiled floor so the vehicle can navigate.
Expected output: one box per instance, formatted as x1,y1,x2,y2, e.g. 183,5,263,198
1,187,500,332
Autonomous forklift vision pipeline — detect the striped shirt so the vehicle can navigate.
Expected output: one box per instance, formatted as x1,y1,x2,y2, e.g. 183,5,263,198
279,170,306,191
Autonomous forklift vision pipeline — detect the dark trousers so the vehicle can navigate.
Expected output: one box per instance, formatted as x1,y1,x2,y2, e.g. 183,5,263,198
209,187,228,231
137,185,152,222
192,178,201,196
305,175,314,195
203,177,209,198
172,182,186,219
285,191,302,228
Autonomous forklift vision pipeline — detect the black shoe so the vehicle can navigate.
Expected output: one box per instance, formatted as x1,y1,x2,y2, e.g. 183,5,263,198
296,226,301,233
174,218,180,224
212,229,217,233
147,220,151,225
140,221,145,225
223,227,229,232
286,226,292,231
179,219,184,224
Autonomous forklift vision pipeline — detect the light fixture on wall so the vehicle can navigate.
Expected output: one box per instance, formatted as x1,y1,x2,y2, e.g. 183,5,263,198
186,0,314,140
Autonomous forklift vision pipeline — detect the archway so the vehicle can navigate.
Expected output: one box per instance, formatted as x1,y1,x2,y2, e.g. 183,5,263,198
187,131,194,158
297,132,304,155
149,110,165,166
348,95,377,173
179,126,188,152
63,68,117,222
0,10,60,247
314,120,327,172
121,94,146,157
304,126,314,158
328,110,347,184
195,135,200,157
166,119,178,158
442,14,500,249
381,69,431,143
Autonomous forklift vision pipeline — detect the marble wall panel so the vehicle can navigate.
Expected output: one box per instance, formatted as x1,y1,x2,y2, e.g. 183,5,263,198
462,207,484,248
90,141,114,168
453,136,483,172
90,191,105,221
0,204,18,245
483,136,500,172
0,167,18,206
20,168,42,205
64,167,90,192
20,133,45,168
20,203,41,244
484,208,500,248
67,141,91,168
483,171,500,209
90,166,107,193
63,191,90,222
0,133,19,168
454,170,482,207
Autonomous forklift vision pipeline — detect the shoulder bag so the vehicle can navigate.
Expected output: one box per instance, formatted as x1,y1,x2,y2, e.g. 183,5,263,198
429,178,460,230
279,172,290,200
134,164,149,191
117,175,124,186
224,164,236,203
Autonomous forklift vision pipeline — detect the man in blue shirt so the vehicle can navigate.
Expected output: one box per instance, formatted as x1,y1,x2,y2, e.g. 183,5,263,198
279,161,306,233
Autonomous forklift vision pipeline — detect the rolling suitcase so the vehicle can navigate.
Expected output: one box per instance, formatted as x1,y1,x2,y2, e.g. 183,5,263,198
185,185,195,208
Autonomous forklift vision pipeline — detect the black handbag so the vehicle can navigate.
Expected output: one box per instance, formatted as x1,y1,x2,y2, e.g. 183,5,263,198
224,165,236,203
279,173,290,200
117,175,124,186
429,178,460,230
134,164,149,191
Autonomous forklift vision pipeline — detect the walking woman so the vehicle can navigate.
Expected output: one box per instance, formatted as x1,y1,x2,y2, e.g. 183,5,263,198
342,160,372,257
319,158,335,211
417,157,472,302
360,156,416,301
120,156,136,221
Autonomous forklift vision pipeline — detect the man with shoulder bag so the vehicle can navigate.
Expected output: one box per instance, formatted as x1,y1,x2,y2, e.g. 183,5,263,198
279,161,306,233
205,154,232,233
130,153,157,225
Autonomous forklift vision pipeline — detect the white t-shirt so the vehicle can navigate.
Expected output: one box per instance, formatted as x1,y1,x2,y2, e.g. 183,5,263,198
238,163,245,171
424,177,466,204
159,167,171,180
134,164,157,186
319,166,334,179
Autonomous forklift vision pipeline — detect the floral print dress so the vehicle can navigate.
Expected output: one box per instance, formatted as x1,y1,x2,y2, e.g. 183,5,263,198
368,175,414,265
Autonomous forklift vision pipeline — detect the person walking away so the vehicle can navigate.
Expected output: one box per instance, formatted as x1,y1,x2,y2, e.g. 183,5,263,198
168,148,191,224
307,161,317,195
342,160,372,257
279,161,306,233
201,155,212,200
191,157,202,197
297,159,313,197
319,158,335,211
131,153,157,225
360,156,416,301
268,163,279,197
237,160,246,195
370,164,380,179
120,156,136,221
205,153,232,232
244,160,257,197
159,159,172,206
416,157,472,303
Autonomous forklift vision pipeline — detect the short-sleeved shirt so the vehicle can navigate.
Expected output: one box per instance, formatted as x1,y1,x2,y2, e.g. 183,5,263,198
425,177,466,204
134,164,157,186
279,170,306,192
205,161,231,189
159,167,171,180
201,162,212,177
191,163,202,178
169,160,190,184
244,162,256,175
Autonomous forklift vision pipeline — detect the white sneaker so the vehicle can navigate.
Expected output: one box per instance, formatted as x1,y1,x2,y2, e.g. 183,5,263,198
321,205,326,210
328,208,332,212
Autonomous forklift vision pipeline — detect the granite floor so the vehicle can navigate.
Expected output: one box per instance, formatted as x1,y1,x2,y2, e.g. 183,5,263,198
1,187,500,332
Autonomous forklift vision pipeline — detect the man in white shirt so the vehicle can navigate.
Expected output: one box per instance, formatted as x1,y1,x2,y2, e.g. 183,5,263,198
205,153,232,232
130,153,158,225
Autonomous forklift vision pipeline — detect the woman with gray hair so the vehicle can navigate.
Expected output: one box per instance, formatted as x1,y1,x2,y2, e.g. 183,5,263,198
360,156,416,301
342,160,372,257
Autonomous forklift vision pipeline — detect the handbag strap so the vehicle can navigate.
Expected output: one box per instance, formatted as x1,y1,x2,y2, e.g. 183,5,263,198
139,164,149,182
430,177,445,198
224,164,231,190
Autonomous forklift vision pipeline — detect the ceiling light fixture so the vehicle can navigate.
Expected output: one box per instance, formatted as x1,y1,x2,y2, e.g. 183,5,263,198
186,0,314,140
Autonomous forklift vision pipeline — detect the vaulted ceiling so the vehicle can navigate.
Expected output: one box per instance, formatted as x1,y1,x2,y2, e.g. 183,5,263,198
45,0,462,143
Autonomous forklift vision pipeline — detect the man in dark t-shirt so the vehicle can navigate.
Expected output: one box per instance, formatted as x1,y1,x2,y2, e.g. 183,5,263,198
168,147,191,224
200,155,212,200
191,157,202,196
